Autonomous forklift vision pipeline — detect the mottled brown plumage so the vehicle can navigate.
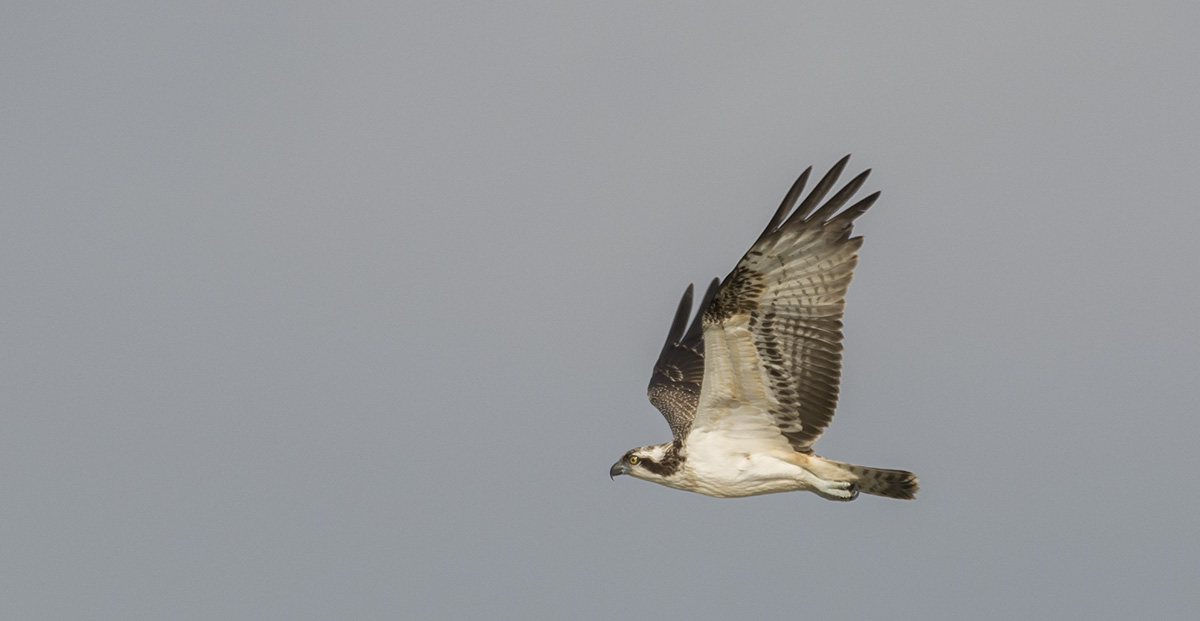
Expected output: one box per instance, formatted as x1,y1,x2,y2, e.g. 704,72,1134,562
647,278,719,441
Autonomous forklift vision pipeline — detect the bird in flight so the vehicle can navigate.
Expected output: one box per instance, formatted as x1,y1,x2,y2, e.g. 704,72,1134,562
610,156,918,501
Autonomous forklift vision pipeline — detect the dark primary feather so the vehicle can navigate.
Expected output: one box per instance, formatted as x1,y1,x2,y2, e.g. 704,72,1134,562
791,154,850,221
761,167,811,235
702,155,878,452
647,278,719,441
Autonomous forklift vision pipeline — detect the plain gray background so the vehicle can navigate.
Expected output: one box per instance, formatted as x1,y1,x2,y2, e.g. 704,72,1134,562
3,2,1198,619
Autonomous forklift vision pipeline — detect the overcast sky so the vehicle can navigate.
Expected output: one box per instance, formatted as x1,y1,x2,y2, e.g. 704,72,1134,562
3,3,1198,619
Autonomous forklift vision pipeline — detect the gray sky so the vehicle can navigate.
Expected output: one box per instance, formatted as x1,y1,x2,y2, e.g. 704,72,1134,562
3,2,1198,619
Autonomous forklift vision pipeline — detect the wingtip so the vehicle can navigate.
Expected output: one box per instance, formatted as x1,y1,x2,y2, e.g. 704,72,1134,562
657,284,696,359
763,167,812,235
680,277,719,345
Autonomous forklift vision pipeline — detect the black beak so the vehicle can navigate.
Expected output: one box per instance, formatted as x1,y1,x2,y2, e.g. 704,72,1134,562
610,461,628,480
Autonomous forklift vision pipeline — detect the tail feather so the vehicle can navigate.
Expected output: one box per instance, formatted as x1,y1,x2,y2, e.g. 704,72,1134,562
829,460,919,500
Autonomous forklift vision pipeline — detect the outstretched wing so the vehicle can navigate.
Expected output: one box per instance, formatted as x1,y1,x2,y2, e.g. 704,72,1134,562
647,278,720,441
694,155,879,453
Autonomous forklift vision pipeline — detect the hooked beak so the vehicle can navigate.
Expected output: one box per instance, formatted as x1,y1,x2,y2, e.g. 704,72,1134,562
610,460,629,480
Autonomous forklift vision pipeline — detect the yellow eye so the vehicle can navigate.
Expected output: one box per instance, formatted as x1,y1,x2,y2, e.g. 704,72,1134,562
628,455,639,465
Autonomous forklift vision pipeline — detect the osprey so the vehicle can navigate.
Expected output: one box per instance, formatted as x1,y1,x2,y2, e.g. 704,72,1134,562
610,156,918,501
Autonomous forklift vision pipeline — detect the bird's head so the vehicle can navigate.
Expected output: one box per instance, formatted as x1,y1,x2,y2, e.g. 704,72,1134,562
610,442,678,482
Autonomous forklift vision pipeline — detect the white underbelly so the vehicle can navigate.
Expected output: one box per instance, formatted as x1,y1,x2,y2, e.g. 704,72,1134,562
673,448,814,498
675,400,814,497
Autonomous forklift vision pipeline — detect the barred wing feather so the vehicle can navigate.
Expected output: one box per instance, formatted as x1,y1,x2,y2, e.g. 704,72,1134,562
695,155,879,453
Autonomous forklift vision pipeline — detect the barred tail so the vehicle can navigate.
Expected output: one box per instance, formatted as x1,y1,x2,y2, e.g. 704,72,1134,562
829,460,919,500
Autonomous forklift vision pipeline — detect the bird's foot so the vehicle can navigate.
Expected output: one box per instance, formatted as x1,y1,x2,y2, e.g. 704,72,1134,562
814,480,859,502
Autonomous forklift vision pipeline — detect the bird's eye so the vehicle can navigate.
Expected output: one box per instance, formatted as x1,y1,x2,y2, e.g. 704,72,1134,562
628,455,639,465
